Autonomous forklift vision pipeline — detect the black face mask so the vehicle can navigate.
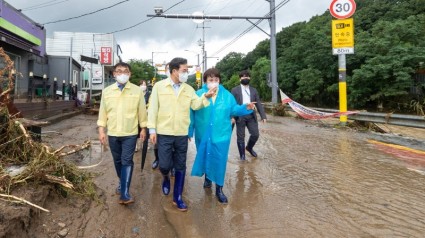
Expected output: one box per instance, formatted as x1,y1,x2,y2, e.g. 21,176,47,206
241,79,250,85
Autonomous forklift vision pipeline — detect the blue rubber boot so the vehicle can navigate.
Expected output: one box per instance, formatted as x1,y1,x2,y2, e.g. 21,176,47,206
114,161,122,194
215,185,228,204
173,170,188,211
119,165,134,204
160,168,170,195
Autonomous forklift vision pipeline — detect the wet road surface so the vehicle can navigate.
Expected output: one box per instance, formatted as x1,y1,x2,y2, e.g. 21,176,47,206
43,114,425,237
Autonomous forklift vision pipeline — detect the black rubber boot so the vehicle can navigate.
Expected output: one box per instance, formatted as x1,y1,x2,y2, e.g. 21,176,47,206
215,185,228,204
203,175,212,188
246,138,258,157
152,159,159,169
237,142,246,160
152,149,159,169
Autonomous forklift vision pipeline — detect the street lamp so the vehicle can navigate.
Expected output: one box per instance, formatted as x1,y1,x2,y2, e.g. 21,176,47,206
10,69,16,99
184,49,200,67
151,51,167,83
53,77,58,101
42,74,47,100
28,71,34,102
206,56,220,68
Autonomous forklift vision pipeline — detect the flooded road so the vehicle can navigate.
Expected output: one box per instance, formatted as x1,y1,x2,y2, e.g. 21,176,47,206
42,114,425,237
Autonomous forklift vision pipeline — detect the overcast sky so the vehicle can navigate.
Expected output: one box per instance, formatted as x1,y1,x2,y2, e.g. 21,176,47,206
11,0,329,67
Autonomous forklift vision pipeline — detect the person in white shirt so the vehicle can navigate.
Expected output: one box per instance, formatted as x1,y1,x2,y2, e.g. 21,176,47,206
231,70,267,160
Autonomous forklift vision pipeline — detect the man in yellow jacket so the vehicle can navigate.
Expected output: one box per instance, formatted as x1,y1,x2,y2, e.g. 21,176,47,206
148,57,216,212
97,62,147,204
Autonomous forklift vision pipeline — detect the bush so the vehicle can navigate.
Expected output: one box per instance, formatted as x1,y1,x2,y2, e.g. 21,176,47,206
272,104,287,116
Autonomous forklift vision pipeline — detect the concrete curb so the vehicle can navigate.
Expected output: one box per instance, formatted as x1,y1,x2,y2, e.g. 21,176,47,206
41,110,83,126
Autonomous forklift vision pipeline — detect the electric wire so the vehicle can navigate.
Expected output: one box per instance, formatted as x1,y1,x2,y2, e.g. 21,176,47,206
42,0,130,25
102,0,186,35
20,0,70,11
212,0,289,56
211,0,290,57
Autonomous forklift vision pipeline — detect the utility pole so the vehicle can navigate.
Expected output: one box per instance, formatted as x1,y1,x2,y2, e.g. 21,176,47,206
197,20,210,73
90,48,93,101
69,37,73,100
148,2,279,103
270,0,278,103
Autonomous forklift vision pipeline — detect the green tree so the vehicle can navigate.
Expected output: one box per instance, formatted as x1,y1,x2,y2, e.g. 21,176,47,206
222,74,240,91
215,52,245,82
212,0,425,112
251,57,271,101
293,68,324,104
126,59,155,85
349,14,425,108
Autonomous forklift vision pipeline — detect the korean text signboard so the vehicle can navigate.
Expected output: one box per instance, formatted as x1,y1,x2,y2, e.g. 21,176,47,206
332,18,354,55
100,47,112,65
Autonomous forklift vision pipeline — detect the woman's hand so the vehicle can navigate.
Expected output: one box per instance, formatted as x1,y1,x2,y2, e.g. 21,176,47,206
246,102,256,110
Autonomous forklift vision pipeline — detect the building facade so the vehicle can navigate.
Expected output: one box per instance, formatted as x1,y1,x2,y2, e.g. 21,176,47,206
0,0,48,100
47,32,120,94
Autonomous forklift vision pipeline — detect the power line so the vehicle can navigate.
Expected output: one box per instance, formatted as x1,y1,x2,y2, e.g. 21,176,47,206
21,0,70,11
103,0,186,35
43,0,130,25
212,0,290,56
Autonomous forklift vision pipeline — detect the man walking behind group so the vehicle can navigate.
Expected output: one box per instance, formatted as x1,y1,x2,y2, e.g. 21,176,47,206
97,62,147,204
147,57,216,212
231,70,267,160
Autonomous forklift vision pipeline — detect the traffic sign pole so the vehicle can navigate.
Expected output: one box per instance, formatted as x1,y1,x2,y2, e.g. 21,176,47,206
338,55,347,124
330,0,356,125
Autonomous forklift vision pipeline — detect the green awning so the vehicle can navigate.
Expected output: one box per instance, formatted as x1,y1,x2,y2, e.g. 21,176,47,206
0,18,41,46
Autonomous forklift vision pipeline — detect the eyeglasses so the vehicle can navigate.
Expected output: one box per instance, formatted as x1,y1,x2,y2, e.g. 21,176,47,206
115,70,130,74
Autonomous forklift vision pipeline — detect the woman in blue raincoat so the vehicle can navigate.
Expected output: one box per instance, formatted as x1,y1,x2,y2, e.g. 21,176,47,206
189,68,255,204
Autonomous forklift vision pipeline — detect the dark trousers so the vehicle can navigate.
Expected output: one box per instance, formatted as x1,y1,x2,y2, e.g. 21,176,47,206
157,134,188,173
108,135,138,177
235,113,259,144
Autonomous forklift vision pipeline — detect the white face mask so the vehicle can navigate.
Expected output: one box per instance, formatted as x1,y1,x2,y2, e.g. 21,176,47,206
140,85,147,91
116,74,129,84
207,82,219,89
179,72,188,83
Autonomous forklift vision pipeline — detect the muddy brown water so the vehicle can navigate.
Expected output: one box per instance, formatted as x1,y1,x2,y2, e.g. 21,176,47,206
40,114,425,237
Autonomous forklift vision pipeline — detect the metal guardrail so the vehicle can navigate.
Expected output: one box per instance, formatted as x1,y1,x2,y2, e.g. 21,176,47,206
263,103,425,129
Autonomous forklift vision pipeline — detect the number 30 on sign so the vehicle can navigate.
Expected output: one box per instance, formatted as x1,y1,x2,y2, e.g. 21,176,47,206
329,0,356,19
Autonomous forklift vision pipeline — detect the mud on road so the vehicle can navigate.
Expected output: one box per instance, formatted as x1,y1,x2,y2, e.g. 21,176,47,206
2,113,425,238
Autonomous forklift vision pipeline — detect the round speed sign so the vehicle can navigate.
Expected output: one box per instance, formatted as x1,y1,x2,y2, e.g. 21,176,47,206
329,0,356,19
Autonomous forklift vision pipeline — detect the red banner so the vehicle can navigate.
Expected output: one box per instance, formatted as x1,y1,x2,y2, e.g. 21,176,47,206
100,47,112,65
280,89,358,120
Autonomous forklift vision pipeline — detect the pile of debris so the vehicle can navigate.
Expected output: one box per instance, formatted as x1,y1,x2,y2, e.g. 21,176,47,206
0,48,95,212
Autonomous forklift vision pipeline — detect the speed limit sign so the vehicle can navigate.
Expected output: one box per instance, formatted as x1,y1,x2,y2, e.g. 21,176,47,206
329,0,356,19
